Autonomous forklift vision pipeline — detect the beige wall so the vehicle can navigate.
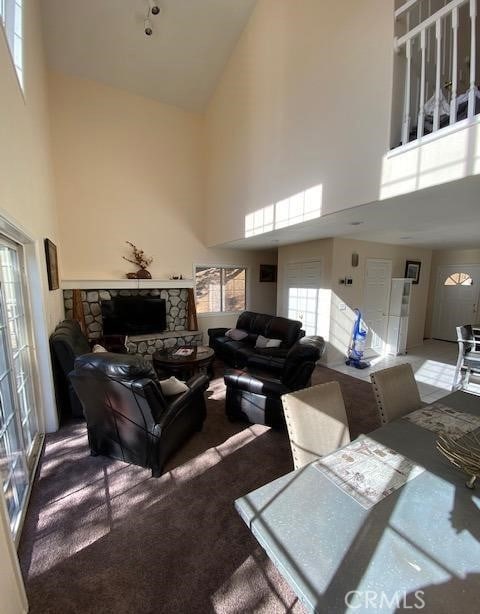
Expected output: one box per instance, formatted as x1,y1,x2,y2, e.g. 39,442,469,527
0,0,64,611
277,237,432,364
49,72,277,338
205,0,394,246
425,248,480,337
332,238,432,360
0,3,63,330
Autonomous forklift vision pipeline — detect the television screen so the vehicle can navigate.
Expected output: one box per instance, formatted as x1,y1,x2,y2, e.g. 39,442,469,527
101,297,167,335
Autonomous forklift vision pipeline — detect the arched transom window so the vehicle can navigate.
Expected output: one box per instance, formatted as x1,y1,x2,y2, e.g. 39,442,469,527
444,273,473,286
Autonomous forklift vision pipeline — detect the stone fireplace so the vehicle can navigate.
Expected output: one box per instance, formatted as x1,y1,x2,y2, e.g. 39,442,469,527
63,281,202,357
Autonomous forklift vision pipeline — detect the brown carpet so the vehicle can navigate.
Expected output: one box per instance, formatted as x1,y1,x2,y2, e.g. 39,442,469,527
18,364,379,614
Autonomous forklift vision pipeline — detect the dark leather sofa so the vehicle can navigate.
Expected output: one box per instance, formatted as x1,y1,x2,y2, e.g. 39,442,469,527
50,319,91,420
224,336,325,428
69,353,209,477
208,311,304,369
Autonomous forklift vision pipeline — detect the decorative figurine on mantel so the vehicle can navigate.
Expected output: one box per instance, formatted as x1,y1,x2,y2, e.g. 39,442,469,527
123,241,153,279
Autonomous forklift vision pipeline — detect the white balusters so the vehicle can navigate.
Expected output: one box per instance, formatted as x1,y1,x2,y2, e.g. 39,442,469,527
468,0,477,118
450,7,458,125
402,39,412,145
433,19,443,131
418,29,427,138
395,0,478,147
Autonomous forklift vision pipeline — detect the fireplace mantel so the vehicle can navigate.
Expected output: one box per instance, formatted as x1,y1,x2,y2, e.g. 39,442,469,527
61,279,194,290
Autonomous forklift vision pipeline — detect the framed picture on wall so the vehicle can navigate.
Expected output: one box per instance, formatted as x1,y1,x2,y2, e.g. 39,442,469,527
259,264,277,282
405,260,421,285
44,238,59,291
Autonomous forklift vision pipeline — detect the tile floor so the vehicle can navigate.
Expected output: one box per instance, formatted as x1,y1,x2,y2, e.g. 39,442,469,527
329,339,480,403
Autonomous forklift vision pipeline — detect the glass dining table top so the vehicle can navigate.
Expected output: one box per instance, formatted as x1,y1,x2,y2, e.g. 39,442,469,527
235,390,480,614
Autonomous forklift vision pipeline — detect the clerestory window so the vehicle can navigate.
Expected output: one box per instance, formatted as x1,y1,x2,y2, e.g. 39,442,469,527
0,0,23,91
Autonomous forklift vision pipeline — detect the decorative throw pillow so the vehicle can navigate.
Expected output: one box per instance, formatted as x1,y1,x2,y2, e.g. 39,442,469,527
225,328,249,341
255,335,282,349
159,376,188,396
265,338,282,348
92,344,108,353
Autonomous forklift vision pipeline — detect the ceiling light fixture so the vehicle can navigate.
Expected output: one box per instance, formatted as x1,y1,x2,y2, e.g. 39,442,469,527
144,18,153,36
149,1,160,15
144,1,160,37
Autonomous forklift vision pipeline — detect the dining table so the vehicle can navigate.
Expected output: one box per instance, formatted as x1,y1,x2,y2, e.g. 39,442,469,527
235,390,480,613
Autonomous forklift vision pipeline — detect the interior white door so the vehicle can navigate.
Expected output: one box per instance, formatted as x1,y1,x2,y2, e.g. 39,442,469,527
362,259,392,355
431,265,480,341
284,260,322,336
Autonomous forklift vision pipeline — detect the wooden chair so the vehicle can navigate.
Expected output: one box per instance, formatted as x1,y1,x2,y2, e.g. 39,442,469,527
281,381,350,470
452,325,480,391
370,363,422,424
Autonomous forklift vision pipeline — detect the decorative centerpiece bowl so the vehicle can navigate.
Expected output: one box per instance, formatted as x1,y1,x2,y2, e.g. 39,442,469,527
437,431,480,489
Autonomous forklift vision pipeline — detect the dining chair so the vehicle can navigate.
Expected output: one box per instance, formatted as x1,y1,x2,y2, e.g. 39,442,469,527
281,381,351,470
452,324,480,391
370,363,422,424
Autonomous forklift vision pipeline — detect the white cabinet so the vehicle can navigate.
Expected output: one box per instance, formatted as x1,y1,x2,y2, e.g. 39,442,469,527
386,278,412,355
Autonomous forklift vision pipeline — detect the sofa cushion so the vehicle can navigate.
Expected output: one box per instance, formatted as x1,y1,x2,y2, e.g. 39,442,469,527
266,316,302,348
236,311,257,332
225,328,249,341
255,335,282,349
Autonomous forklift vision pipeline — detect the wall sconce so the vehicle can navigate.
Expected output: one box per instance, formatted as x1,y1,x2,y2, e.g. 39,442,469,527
351,253,359,268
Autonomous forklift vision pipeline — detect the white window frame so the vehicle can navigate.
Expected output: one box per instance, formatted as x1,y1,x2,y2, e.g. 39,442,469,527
0,0,24,94
194,264,249,316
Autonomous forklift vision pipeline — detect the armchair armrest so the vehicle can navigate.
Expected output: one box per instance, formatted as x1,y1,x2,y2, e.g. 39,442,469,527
224,369,288,398
208,327,228,340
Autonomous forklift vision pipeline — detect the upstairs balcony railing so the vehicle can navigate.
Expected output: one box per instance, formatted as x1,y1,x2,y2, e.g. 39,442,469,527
394,0,479,147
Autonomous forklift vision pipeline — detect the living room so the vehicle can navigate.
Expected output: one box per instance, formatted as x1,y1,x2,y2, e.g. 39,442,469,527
1,1,480,613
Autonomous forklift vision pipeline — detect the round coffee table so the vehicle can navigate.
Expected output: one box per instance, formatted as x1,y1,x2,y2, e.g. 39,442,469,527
152,345,215,380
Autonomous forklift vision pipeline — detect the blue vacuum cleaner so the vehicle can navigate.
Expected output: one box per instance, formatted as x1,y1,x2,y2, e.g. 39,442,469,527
345,308,370,369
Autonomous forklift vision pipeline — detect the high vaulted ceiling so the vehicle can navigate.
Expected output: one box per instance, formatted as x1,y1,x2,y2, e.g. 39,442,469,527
41,0,257,111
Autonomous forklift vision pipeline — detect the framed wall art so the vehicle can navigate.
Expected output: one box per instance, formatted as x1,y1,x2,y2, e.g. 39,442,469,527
44,238,59,291
259,264,277,283
405,260,421,285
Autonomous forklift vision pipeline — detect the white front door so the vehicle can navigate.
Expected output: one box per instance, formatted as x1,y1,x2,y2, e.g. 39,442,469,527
431,265,480,341
362,259,392,355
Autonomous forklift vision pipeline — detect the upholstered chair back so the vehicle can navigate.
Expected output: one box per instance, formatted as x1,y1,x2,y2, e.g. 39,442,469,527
282,381,350,470
370,363,422,424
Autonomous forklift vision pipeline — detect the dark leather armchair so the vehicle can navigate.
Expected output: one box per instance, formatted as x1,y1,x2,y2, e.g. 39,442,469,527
50,319,91,420
69,353,209,477
224,336,325,428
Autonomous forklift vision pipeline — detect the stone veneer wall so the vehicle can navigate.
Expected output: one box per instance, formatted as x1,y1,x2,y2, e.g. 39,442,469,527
63,288,189,342
125,330,203,357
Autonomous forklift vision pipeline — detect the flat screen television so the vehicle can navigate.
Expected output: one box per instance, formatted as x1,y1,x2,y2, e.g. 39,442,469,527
101,297,167,335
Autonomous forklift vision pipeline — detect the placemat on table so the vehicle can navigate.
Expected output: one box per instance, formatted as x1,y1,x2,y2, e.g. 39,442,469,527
314,437,424,510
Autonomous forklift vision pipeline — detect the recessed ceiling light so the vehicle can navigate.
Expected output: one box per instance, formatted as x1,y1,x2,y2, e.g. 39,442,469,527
349,221,364,226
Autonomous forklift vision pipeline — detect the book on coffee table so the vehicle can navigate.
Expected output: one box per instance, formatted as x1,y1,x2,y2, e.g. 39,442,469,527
173,348,194,356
